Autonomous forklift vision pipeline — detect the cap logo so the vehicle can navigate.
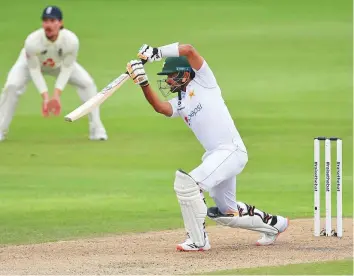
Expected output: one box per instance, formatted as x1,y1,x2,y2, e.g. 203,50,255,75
176,67,191,71
46,7,52,14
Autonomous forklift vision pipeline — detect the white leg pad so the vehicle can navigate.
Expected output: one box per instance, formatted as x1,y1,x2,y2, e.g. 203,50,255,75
207,206,278,235
174,170,207,247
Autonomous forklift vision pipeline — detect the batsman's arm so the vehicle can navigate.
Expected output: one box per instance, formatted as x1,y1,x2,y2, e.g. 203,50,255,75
141,85,173,117
177,44,204,71
159,43,217,88
158,43,204,70
127,60,173,117
139,43,204,70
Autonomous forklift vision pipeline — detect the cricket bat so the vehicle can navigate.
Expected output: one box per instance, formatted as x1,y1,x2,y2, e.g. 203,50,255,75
64,60,146,122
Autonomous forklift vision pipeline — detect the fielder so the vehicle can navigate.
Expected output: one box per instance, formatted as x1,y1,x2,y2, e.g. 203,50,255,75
126,43,289,251
0,6,107,141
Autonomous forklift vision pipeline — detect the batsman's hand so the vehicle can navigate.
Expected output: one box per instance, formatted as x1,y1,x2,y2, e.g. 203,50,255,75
138,44,161,63
126,60,149,87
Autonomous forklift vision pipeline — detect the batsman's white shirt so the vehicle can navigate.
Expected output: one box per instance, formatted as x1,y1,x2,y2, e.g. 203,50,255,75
169,61,248,213
168,61,247,153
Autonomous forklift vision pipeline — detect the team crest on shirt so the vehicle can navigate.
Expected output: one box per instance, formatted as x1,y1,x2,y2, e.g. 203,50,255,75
189,90,195,99
58,48,63,57
40,50,47,55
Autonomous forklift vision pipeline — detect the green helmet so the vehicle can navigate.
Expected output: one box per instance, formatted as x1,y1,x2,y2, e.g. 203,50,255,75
157,56,192,75
157,56,193,97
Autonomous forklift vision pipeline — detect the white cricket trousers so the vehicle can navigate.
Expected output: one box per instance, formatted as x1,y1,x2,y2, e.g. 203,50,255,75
190,144,248,214
0,49,104,135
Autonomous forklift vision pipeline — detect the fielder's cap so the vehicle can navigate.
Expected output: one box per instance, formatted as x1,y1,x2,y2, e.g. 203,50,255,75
157,56,192,75
42,6,63,20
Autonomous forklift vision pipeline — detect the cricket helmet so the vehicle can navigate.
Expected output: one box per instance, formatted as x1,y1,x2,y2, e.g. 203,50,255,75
157,57,194,97
157,56,192,75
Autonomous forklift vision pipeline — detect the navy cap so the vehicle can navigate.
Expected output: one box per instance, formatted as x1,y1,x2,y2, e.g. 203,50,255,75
42,6,63,20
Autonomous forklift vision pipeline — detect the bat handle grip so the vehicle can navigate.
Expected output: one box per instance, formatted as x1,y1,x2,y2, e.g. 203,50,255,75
125,59,148,74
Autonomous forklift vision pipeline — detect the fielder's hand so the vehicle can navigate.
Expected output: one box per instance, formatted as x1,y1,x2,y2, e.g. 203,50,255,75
126,60,149,87
48,96,61,116
42,99,49,117
138,44,161,63
41,92,49,117
48,89,62,116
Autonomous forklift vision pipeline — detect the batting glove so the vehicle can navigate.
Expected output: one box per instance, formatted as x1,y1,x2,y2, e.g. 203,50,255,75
137,44,162,63
126,60,149,87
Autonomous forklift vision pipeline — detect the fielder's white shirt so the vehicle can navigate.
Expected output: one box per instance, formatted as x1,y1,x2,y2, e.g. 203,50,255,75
24,28,79,93
168,61,247,152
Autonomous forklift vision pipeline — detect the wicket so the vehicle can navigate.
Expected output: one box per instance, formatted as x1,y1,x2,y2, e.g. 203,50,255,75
313,137,342,237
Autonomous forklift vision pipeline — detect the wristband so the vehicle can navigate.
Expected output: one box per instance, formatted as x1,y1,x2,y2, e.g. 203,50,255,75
159,42,179,58
140,81,149,87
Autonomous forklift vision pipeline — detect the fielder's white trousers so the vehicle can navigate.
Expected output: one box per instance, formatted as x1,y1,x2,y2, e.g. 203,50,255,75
0,49,104,135
190,144,248,214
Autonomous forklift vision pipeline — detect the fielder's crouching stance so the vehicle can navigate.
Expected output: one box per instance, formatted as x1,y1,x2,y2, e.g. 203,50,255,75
126,43,289,251
0,6,107,141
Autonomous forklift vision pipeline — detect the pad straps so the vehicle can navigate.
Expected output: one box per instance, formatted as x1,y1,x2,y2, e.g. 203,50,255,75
237,203,277,226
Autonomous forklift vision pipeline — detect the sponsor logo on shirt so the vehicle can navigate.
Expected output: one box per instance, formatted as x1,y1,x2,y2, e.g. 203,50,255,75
42,58,56,67
177,100,185,111
184,103,202,125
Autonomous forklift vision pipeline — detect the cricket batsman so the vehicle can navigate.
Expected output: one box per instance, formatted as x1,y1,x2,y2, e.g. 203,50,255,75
126,43,289,251
0,6,107,141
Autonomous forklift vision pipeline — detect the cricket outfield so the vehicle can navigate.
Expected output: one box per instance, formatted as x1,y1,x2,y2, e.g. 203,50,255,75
0,0,352,274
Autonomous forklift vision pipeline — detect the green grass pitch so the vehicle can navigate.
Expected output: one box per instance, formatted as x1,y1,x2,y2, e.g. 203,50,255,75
206,259,353,275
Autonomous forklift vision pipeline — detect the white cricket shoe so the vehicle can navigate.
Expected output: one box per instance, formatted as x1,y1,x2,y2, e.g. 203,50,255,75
256,216,289,246
89,127,108,141
176,234,211,252
0,132,6,142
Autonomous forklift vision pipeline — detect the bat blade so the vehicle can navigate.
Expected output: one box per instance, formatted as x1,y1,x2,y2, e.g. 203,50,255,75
64,73,130,122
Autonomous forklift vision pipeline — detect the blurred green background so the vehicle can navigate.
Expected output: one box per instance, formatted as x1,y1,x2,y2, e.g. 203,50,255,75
0,0,352,244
